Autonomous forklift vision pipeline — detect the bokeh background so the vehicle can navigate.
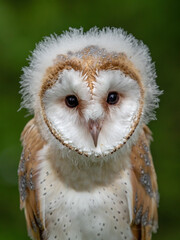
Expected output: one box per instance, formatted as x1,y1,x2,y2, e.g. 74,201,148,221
0,0,180,239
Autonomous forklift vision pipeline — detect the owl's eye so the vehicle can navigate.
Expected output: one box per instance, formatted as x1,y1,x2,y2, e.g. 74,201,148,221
107,92,119,105
65,95,79,108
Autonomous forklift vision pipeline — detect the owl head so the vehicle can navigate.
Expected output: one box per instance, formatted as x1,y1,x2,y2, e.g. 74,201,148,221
20,27,161,159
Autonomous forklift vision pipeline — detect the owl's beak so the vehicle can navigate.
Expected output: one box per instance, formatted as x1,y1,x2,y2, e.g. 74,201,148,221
88,119,102,147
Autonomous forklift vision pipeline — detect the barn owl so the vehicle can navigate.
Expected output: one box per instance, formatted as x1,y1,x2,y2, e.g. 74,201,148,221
18,27,161,240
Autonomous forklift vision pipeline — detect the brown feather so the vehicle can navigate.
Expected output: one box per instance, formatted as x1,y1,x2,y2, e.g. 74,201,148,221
130,125,159,240
18,119,46,240
18,121,158,240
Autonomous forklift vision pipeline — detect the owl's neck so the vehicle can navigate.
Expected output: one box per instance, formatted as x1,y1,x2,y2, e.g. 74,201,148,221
45,145,131,191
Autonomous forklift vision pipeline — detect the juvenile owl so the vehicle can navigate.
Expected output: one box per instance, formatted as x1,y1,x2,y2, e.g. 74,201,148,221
18,28,161,240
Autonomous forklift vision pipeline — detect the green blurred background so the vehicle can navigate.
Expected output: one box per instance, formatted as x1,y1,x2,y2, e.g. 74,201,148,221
0,0,180,239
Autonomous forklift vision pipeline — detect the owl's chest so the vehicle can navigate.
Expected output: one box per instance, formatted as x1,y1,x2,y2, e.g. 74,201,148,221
38,166,133,240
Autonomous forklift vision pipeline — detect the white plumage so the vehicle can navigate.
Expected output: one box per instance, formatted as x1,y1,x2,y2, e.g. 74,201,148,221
18,27,161,240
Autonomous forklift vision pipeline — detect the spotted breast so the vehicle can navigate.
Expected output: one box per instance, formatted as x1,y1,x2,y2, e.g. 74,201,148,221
18,119,158,240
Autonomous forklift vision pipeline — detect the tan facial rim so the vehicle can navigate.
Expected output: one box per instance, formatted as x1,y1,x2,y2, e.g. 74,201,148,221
39,51,144,157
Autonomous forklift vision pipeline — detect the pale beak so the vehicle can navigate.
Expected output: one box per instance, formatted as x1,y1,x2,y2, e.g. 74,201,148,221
88,119,102,147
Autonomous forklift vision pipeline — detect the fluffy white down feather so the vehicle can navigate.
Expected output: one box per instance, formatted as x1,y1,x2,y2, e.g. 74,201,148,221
20,27,161,124
20,27,162,157
19,28,161,240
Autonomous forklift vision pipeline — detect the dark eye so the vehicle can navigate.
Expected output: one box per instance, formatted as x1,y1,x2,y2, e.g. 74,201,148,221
65,95,79,108
107,92,119,105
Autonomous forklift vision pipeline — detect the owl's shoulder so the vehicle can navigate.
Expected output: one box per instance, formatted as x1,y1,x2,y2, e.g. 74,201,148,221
130,125,159,240
18,119,46,240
